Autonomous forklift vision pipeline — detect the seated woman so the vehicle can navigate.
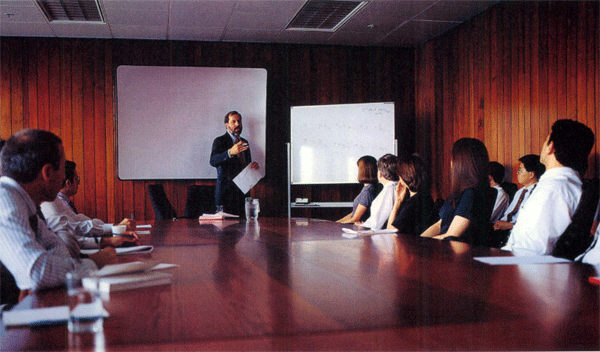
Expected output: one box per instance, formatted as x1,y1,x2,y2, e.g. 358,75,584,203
337,156,382,224
359,154,399,230
421,138,491,246
387,154,433,236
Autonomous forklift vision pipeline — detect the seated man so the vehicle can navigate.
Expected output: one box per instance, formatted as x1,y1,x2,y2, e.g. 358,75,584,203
503,119,595,255
490,154,545,247
488,162,510,223
41,161,139,258
0,129,116,293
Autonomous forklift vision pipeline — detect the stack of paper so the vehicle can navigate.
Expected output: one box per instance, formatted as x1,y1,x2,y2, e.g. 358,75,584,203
341,228,398,238
83,261,177,293
198,211,239,221
81,245,154,256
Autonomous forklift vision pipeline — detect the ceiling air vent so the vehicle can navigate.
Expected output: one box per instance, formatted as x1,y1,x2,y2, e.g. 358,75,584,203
36,0,104,22
287,0,367,32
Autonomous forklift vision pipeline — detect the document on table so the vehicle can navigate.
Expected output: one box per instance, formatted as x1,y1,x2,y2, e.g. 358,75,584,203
233,163,263,194
2,306,109,327
136,224,152,228
473,255,571,265
81,245,154,256
341,228,398,238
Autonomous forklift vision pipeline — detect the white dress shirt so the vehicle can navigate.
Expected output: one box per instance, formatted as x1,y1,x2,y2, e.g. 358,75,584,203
362,181,398,230
502,167,582,255
0,176,96,291
41,192,113,255
490,185,510,223
499,183,536,223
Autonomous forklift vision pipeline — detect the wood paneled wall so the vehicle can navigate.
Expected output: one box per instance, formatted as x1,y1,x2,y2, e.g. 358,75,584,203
1,38,414,221
415,1,599,200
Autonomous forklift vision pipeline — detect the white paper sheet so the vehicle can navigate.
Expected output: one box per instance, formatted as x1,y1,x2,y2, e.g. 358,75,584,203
233,163,263,194
473,256,571,265
2,306,109,327
136,224,152,228
136,230,151,235
81,245,154,256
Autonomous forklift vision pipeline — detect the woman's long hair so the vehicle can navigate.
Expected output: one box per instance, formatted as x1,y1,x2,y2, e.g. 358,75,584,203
450,138,489,202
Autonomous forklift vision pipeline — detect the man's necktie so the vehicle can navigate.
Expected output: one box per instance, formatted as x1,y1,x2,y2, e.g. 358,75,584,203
68,199,78,214
506,189,527,222
235,136,246,165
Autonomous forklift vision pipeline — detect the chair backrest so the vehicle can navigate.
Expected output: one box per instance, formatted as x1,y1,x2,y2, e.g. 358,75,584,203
147,184,177,220
1,262,20,306
420,197,444,235
184,185,215,218
500,182,518,202
552,178,600,260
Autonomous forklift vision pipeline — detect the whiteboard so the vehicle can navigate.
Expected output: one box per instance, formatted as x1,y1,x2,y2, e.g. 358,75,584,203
116,66,267,180
290,102,395,184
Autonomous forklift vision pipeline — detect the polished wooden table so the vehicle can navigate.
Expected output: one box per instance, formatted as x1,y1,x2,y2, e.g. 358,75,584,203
1,218,599,351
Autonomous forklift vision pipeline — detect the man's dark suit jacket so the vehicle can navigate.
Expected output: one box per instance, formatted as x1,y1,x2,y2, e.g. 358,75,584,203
210,132,252,215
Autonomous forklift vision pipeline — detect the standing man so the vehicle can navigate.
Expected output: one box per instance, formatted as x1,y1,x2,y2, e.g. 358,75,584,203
503,119,595,255
0,129,114,294
210,111,259,216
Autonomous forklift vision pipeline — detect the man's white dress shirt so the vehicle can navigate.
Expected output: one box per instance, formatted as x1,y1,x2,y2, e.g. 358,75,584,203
41,192,113,257
362,181,398,230
502,167,582,255
490,185,510,223
0,177,96,291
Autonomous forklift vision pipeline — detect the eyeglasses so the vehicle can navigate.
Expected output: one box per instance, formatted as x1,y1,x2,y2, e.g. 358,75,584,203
75,176,81,182
517,169,530,174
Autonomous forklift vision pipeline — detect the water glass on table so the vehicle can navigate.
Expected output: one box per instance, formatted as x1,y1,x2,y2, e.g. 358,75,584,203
245,198,260,221
66,271,104,333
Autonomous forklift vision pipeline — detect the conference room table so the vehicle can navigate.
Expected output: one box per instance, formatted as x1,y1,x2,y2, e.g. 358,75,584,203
1,217,599,351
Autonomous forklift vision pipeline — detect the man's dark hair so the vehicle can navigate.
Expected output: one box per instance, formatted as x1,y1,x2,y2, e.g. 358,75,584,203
519,154,545,180
488,161,505,184
548,119,595,175
377,154,399,181
224,111,242,124
1,129,62,183
63,160,77,187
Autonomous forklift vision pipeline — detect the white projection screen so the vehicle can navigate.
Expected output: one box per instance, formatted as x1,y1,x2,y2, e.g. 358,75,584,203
290,102,395,184
116,66,267,180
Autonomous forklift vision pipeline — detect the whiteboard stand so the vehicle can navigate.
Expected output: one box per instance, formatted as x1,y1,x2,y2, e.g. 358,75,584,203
287,143,291,218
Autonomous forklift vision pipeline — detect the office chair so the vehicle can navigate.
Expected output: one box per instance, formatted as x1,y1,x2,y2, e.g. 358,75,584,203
1,262,20,306
500,182,518,202
147,184,177,220
552,178,600,260
184,185,215,218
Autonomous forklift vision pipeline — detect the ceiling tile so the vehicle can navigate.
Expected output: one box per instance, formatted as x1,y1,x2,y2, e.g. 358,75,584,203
339,0,435,33
111,24,166,39
275,29,333,45
222,28,281,43
170,0,234,28
416,0,497,22
49,22,112,38
169,26,223,41
103,8,168,26
379,19,459,46
0,1,48,23
1,21,54,37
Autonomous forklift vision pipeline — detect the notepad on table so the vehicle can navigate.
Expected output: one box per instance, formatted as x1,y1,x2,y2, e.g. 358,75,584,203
81,245,154,256
199,211,239,221
83,261,177,293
